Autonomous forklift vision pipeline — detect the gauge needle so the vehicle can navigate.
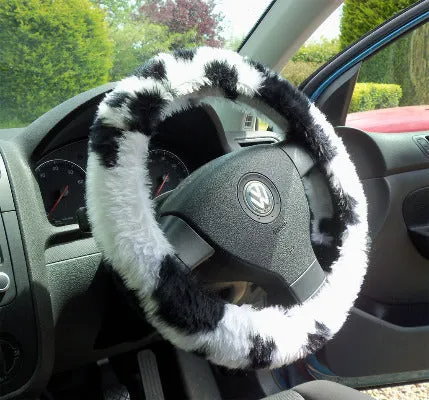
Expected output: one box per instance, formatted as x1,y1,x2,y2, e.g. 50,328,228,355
48,185,69,218
155,174,169,197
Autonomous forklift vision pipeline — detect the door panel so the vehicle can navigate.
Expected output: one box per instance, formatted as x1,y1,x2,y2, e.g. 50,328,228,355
307,127,429,385
302,1,429,385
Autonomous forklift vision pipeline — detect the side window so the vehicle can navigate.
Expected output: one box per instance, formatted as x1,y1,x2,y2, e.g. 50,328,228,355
346,22,429,133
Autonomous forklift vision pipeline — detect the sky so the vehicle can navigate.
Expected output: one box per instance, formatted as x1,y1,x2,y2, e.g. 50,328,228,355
216,0,342,43
308,4,342,42
215,0,273,39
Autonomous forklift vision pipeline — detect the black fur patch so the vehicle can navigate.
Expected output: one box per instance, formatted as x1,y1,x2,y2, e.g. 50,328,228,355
89,118,124,168
250,68,305,130
126,89,168,133
105,91,130,109
306,321,331,353
312,243,337,272
247,59,268,75
329,186,360,229
205,60,239,100
248,335,276,369
319,217,335,234
153,255,225,334
339,192,360,226
302,124,337,163
316,321,331,337
134,59,167,81
309,177,359,270
173,48,196,61
248,64,337,163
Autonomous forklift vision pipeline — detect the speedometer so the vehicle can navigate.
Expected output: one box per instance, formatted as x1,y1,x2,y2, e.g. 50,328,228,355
34,149,188,226
35,159,86,226
148,149,189,197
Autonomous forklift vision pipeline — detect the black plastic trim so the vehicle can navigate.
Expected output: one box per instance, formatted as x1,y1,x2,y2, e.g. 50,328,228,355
355,296,429,328
237,1,277,52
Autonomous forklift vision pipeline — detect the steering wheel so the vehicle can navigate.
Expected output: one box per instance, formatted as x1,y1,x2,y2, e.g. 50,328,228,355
86,47,369,370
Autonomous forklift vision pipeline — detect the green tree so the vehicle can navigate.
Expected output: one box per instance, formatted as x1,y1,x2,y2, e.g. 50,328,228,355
0,0,113,126
292,37,340,63
110,20,199,80
139,0,224,47
90,0,144,25
225,36,245,51
340,0,416,49
90,0,202,80
281,38,340,86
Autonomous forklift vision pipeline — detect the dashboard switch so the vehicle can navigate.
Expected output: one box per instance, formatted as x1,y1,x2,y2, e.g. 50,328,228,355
0,272,10,293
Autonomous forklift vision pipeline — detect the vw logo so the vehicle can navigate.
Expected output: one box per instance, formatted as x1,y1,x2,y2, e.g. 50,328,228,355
243,180,274,216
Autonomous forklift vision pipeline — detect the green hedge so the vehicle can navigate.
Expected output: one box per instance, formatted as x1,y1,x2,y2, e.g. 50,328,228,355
0,0,113,126
349,83,402,113
292,38,340,64
341,1,429,107
280,61,323,86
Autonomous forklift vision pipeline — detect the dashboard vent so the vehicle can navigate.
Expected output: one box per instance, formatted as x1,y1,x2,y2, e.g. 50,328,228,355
237,138,277,147
243,114,256,130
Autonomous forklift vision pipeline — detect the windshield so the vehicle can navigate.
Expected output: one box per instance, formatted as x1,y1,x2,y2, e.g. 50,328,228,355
0,0,272,128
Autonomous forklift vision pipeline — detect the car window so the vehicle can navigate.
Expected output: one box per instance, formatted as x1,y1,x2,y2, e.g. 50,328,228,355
280,6,342,87
346,21,429,133
0,0,272,129
274,1,424,134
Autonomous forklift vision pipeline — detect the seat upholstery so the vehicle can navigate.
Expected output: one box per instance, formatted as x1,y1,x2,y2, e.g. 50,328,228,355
263,380,374,400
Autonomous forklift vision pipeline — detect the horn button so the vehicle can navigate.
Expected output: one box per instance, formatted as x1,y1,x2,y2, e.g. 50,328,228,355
238,173,281,222
158,143,324,305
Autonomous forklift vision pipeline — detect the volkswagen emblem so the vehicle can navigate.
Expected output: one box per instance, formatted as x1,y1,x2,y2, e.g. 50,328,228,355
243,180,274,216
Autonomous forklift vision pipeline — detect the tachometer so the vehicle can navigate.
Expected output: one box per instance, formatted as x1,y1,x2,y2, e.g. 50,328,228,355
35,159,86,226
148,149,189,197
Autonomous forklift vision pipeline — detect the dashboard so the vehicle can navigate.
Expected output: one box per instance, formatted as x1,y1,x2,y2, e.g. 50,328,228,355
1,80,428,399
32,103,228,227
35,141,193,226
0,83,285,398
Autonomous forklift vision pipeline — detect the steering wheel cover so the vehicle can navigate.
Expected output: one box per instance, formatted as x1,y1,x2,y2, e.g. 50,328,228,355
86,47,369,369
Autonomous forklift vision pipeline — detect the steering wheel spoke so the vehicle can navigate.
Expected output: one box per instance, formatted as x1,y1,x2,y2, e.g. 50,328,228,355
280,142,317,177
159,215,215,269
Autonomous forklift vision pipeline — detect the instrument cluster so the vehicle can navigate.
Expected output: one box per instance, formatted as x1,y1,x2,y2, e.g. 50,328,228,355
34,140,191,226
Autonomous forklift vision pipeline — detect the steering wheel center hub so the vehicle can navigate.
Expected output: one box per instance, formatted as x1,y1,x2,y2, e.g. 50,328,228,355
238,173,281,223
243,180,274,216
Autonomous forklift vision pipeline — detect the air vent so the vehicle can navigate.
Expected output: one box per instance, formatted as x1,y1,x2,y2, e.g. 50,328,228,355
242,114,256,130
237,138,277,147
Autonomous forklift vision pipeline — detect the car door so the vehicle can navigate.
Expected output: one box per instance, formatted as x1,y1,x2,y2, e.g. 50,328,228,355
298,0,429,387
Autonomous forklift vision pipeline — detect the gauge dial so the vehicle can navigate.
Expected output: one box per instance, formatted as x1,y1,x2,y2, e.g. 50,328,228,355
35,159,86,226
148,149,189,197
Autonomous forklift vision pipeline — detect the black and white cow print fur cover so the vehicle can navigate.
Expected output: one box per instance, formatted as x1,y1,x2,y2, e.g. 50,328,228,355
86,47,369,370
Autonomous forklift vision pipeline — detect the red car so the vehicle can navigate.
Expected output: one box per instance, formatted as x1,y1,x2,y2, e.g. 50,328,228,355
346,105,429,133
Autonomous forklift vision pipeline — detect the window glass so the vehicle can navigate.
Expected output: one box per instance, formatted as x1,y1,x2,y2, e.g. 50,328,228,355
268,1,422,134
281,6,342,87
346,22,429,133
0,0,272,128
281,1,419,88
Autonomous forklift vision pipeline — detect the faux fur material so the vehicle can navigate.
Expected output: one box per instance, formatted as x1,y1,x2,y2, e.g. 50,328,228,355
86,47,369,369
